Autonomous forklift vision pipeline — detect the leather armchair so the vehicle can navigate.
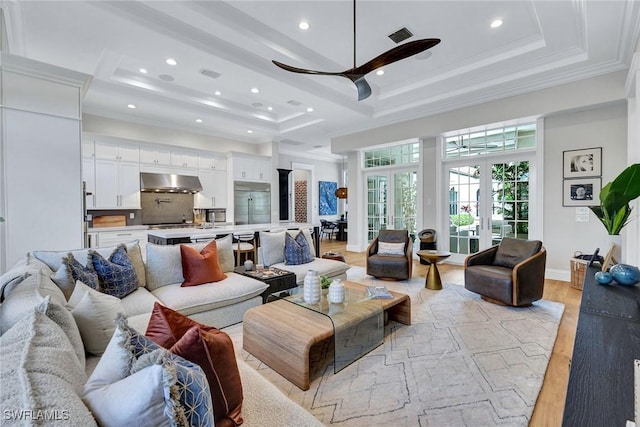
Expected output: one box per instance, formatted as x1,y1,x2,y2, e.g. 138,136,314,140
464,237,546,306
366,229,412,280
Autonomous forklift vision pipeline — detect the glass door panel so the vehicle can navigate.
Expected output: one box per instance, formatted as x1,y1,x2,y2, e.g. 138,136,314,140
448,165,480,256
392,171,418,232
491,161,530,244
367,175,387,241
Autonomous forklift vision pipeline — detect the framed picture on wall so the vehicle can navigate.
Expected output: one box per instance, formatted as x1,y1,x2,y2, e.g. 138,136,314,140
319,181,337,215
563,147,602,178
562,177,601,206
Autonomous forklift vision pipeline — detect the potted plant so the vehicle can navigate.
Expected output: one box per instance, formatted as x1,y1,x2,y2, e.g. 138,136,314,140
589,163,640,263
590,163,640,235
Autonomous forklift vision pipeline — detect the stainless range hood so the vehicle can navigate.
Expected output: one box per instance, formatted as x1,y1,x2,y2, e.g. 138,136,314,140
140,172,202,193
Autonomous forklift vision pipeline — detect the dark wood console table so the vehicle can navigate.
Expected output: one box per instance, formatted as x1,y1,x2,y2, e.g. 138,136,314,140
562,266,640,426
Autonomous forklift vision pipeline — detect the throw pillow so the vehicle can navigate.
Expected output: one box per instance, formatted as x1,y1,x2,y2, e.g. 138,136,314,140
377,241,406,256
284,231,314,265
122,315,215,427
37,296,86,370
83,320,183,426
50,265,76,300
68,280,125,356
180,240,227,287
63,252,99,290
493,237,542,269
258,230,286,266
89,245,139,298
1,306,95,425
146,303,244,427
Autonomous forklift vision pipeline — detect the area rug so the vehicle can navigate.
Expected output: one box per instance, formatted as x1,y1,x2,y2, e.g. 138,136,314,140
224,267,565,426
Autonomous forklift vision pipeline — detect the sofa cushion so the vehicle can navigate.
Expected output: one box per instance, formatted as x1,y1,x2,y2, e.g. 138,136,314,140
259,230,286,267
123,316,215,426
121,288,162,318
180,241,227,287
0,305,96,426
63,252,100,290
83,320,181,427
493,237,542,269
89,245,139,298
146,236,234,291
271,257,350,285
284,232,314,265
33,240,146,288
151,273,268,317
146,303,243,427
0,268,67,335
68,281,125,356
37,296,86,371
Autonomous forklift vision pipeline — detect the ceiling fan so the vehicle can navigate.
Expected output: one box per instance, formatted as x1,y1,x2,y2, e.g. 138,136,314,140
272,0,441,101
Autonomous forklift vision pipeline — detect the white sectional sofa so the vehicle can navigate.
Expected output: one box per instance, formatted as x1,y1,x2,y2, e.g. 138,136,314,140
0,235,327,426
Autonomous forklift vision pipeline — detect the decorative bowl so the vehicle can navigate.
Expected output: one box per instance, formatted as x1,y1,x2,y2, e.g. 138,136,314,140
594,271,613,285
610,264,640,286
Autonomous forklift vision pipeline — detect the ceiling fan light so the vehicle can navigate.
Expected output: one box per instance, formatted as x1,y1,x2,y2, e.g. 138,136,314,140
335,187,348,199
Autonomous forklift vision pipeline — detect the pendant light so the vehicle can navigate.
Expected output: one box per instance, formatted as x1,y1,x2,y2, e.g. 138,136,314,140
335,156,348,199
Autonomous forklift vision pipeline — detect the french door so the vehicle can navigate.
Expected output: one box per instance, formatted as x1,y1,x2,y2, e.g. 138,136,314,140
445,154,534,262
366,168,418,242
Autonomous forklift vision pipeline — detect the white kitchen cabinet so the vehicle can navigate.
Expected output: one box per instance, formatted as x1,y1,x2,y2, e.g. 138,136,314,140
82,157,96,209
233,156,271,182
140,147,171,165
82,140,95,158
171,151,199,169
96,229,148,260
198,154,227,171
94,142,139,162
195,169,227,208
95,159,140,209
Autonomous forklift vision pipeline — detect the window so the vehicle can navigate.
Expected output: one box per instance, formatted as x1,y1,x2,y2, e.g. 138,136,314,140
444,123,536,158
364,142,420,168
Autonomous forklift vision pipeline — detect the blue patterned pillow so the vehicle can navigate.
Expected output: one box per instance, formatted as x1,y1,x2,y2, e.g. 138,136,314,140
63,253,99,290
120,317,215,427
89,245,138,298
284,231,314,265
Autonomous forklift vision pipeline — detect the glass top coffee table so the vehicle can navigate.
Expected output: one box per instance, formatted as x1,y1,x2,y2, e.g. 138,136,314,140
270,284,385,373
242,281,411,390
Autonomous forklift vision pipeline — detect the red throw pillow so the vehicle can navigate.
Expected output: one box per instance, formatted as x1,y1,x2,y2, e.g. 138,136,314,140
146,303,243,427
180,240,227,287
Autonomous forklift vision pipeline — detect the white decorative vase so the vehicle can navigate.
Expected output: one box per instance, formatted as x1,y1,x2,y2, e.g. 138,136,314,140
303,270,321,304
328,279,345,304
608,235,623,264
244,259,254,271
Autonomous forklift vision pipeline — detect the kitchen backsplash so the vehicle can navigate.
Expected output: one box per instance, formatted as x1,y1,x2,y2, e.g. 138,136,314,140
140,192,194,224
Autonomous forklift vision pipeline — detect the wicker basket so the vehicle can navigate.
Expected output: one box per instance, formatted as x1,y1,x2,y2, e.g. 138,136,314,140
570,257,588,290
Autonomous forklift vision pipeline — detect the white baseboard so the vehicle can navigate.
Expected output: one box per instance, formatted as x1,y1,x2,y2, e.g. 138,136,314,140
546,268,571,282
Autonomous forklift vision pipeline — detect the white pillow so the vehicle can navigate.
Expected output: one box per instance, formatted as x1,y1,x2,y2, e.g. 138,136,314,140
259,231,286,266
83,325,174,426
377,241,406,256
68,281,125,356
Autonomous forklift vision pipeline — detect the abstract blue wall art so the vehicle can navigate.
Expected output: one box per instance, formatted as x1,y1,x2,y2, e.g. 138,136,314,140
319,181,337,215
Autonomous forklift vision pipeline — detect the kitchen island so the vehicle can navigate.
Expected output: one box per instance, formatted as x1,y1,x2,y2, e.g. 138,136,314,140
147,222,321,255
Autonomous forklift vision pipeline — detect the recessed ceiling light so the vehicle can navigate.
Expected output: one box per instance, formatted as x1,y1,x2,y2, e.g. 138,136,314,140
306,107,314,112
195,119,203,123
139,68,148,74
247,130,253,134
127,104,136,109
267,106,273,111
215,91,221,96
251,87,259,94
491,19,503,28
165,58,177,66
376,69,384,76
299,21,309,30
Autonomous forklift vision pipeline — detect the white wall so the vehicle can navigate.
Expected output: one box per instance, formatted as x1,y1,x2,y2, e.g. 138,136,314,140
543,103,628,277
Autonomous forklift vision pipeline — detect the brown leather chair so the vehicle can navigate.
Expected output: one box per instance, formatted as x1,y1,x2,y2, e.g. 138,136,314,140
464,237,546,306
366,229,413,280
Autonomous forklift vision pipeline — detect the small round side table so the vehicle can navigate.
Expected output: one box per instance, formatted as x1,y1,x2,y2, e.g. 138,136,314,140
416,250,451,290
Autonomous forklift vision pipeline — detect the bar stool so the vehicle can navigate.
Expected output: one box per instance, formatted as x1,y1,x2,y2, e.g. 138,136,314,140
190,233,216,243
233,232,257,266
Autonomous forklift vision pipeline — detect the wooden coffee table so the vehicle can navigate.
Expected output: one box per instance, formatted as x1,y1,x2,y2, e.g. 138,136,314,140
242,281,410,390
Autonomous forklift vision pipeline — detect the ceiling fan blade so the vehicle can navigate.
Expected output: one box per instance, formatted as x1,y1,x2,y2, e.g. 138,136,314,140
272,60,344,76
349,76,372,101
353,38,441,76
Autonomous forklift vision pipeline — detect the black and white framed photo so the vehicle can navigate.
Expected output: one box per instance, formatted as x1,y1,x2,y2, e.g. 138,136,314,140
563,147,602,178
563,177,601,206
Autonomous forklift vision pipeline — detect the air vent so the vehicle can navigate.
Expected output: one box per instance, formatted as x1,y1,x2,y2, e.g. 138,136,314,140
200,68,221,79
388,27,413,44
287,100,302,106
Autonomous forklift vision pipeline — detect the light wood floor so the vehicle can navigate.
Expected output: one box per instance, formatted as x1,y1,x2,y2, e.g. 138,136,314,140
320,238,582,427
